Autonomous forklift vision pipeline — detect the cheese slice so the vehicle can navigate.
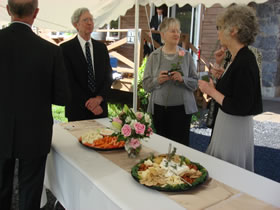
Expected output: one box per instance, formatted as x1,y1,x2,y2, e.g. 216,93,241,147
160,158,190,176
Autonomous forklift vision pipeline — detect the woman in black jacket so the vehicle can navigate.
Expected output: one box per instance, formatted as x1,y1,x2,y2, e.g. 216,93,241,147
198,5,262,171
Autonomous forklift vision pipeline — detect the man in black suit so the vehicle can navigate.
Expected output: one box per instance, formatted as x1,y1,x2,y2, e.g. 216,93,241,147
150,6,166,46
60,8,113,121
0,0,69,209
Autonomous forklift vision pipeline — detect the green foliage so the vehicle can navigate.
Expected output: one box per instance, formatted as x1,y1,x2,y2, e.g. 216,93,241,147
52,103,120,122
191,112,200,123
137,57,150,111
52,105,67,122
108,103,123,118
137,57,146,85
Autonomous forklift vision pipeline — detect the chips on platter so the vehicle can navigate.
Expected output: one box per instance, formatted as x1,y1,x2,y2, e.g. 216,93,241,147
131,154,208,191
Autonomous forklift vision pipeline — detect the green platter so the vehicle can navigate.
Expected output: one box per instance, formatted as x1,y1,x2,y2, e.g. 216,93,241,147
131,155,209,192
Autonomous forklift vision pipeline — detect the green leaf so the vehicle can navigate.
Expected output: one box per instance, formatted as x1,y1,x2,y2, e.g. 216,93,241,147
123,104,130,113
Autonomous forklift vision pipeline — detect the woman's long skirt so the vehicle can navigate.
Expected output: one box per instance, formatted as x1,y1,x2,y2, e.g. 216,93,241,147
206,108,254,171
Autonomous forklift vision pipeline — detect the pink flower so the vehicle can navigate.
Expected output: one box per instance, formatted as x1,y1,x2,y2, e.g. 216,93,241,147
135,112,143,120
121,124,131,137
129,138,141,149
146,127,153,136
113,117,122,124
134,122,145,135
178,50,185,57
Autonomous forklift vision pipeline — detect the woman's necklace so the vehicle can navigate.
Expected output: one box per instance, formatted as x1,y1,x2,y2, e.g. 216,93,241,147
162,46,178,61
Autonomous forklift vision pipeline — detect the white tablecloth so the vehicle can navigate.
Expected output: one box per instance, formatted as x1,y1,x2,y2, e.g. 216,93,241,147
44,118,280,209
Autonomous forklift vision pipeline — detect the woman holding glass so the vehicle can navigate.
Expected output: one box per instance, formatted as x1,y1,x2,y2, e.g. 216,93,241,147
199,5,262,171
143,17,198,146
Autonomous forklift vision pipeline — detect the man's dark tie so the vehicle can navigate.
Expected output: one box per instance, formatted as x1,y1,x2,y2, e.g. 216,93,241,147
85,41,96,93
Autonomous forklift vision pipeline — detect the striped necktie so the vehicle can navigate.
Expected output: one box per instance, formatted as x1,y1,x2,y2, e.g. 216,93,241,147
85,41,96,93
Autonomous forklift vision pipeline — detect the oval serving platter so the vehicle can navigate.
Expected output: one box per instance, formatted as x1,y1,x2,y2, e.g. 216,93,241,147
131,154,208,192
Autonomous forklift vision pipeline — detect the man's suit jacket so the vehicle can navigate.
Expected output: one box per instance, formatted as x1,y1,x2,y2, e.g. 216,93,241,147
0,23,69,158
60,36,113,121
150,15,165,45
150,15,162,31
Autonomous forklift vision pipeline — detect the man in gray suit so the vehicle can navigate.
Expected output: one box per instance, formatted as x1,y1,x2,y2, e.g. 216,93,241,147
0,0,69,209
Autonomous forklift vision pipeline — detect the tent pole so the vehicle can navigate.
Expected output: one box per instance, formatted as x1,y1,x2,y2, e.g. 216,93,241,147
133,0,139,112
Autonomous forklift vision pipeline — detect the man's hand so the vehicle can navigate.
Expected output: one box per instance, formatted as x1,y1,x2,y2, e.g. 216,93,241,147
91,105,103,115
85,96,103,112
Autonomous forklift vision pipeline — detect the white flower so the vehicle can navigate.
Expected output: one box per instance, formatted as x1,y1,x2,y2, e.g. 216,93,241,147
145,113,152,126
125,116,132,123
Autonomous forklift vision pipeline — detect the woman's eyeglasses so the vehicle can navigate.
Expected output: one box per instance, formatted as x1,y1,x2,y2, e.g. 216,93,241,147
167,29,181,34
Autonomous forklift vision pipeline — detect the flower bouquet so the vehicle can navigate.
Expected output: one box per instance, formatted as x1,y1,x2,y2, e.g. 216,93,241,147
168,49,185,76
111,105,153,158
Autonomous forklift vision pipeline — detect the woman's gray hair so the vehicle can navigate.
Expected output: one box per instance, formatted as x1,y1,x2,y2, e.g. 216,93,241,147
159,17,180,33
71,8,90,26
216,5,259,45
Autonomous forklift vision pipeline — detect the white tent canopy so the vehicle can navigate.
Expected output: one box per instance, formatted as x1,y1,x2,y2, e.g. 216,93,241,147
0,0,268,110
1,0,268,31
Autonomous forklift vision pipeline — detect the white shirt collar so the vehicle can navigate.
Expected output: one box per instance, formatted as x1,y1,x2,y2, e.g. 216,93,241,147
12,21,32,28
77,34,94,62
77,34,92,48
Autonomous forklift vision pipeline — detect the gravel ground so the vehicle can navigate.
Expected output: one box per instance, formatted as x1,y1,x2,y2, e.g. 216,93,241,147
191,118,280,150
254,121,280,149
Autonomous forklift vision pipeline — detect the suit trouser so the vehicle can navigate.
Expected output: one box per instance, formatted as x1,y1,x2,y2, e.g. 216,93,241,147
153,104,192,146
0,155,47,210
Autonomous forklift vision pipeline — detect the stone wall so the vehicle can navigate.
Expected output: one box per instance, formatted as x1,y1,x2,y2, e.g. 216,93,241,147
255,0,280,97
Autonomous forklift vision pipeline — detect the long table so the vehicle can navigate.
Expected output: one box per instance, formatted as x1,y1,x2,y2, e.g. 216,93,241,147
44,118,280,210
